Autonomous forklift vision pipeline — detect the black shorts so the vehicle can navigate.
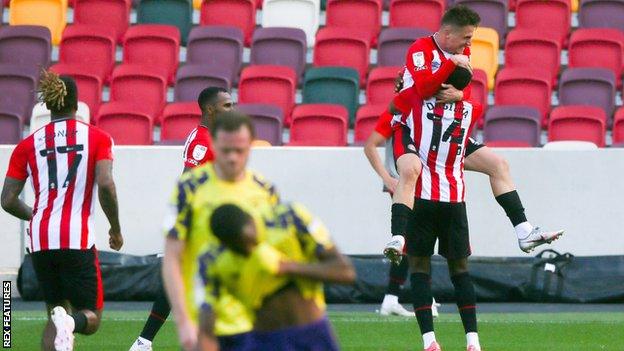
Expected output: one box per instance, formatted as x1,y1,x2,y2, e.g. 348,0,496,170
405,199,471,260
465,138,486,158
30,246,103,311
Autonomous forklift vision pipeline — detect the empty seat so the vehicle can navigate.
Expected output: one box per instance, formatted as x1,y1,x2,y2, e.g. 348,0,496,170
485,140,532,147
174,64,233,102
289,104,348,146
389,0,445,32
455,0,508,45
313,27,371,85
515,0,571,46
494,68,552,126
200,0,256,46
122,25,180,85
138,0,192,45
238,65,297,124
0,64,38,122
74,0,131,43
568,28,624,85
30,101,90,132
0,25,51,68
160,102,201,142
109,65,168,122
613,107,624,144
9,0,67,45
470,69,489,125
262,0,320,46
483,106,541,146
579,0,624,32
504,29,561,83
326,0,382,46
366,66,401,105
186,26,244,83
49,63,103,117
355,104,386,144
57,25,117,81
558,68,616,118
250,27,307,79
97,102,154,145
470,27,499,89
236,103,284,145
0,109,24,144
303,67,360,125
548,106,606,147
378,27,432,67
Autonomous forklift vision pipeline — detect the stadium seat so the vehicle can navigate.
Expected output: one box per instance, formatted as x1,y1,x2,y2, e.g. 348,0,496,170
238,65,297,125
389,0,445,32
558,68,616,119
613,107,624,144
0,109,23,144
122,25,180,85
470,69,489,127
73,0,131,43
302,67,360,125
504,29,561,84
160,102,201,142
57,25,117,82
366,66,401,105
49,64,103,118
455,0,508,45
568,29,624,87
236,103,284,146
313,27,371,85
326,0,382,46
174,64,233,102
470,27,499,89
252,139,272,147
200,0,256,46
289,104,348,146
9,0,67,45
0,26,51,68
186,26,244,84
579,0,624,32
548,106,606,147
96,102,154,145
138,0,192,45
250,27,307,79
494,68,553,126
485,140,532,147
262,0,320,46
30,101,90,132
377,27,433,67
109,65,168,123
515,0,571,46
483,106,541,146
0,64,38,123
354,104,386,144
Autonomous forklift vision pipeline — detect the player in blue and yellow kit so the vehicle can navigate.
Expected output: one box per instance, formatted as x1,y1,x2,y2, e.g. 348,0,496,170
197,202,356,351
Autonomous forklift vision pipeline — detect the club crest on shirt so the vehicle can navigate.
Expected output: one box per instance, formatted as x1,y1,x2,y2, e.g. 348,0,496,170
192,145,208,160
412,51,425,69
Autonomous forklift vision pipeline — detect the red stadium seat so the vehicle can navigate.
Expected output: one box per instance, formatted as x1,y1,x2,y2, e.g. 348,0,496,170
612,108,624,145
504,29,561,84
470,69,488,128
313,27,371,86
238,65,297,124
289,104,348,146
74,0,131,43
97,102,154,145
200,0,256,46
109,65,168,123
57,25,116,82
355,104,386,144
494,68,553,127
389,0,445,32
366,66,401,105
548,106,606,147
122,25,180,85
50,63,103,118
161,102,201,142
326,0,382,46
515,0,570,46
568,28,624,88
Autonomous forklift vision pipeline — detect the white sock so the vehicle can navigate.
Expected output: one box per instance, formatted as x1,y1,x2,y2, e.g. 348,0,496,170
137,337,152,346
423,331,436,348
466,332,480,347
382,294,398,305
515,222,533,239
67,315,75,333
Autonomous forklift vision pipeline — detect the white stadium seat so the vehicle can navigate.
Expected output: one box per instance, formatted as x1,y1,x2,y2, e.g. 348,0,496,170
30,101,91,133
262,0,320,46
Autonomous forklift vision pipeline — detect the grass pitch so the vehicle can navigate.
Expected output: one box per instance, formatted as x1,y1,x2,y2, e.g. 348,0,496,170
9,310,624,350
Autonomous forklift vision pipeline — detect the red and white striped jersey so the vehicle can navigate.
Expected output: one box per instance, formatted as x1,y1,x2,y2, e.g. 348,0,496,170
182,125,214,168
6,118,114,252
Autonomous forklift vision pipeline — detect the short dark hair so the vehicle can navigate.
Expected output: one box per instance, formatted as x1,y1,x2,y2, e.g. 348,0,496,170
445,66,473,91
38,70,78,115
197,87,228,111
210,204,253,245
441,5,481,28
211,111,255,138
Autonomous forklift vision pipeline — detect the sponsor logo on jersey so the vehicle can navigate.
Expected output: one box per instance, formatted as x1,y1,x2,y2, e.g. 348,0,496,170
192,145,208,161
412,51,425,69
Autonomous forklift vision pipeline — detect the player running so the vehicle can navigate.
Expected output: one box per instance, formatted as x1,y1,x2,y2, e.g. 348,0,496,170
197,202,355,351
1,70,123,351
162,112,279,351
130,87,234,351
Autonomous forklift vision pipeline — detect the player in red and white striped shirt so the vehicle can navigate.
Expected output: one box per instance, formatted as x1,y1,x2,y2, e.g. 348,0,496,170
1,71,122,351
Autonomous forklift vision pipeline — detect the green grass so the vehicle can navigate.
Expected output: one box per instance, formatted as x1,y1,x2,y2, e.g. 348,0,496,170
8,310,624,350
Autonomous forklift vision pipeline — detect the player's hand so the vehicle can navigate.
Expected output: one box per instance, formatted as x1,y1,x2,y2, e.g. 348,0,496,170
435,84,463,103
383,177,399,194
394,71,404,93
177,319,199,351
108,229,123,251
451,54,470,68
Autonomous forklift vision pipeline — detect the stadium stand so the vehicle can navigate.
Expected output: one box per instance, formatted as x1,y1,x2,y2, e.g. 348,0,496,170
504,29,561,84
377,27,432,67
96,101,154,145
160,102,201,142
250,27,308,79
49,64,103,117
568,28,624,88
470,69,489,124
578,0,624,32
354,103,386,144
483,106,542,146
109,64,168,123
0,64,38,123
548,105,607,147
137,0,193,45
30,101,90,132
313,27,371,85
470,27,499,89
262,0,320,46
174,64,233,102
186,26,244,84
200,0,256,46
558,68,616,119
0,25,51,68
55,25,117,82
0,108,24,144
389,0,445,32
614,107,624,144
9,0,67,45
236,103,284,146
515,0,571,46
73,0,131,43
302,67,360,125
456,0,508,45
289,104,348,146
238,65,297,124
366,66,401,106
494,68,553,127
122,25,180,85
325,0,382,46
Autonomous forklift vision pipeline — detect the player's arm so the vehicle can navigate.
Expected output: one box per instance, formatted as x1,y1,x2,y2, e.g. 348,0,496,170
96,160,123,251
363,115,398,193
279,246,356,284
2,143,33,221
196,252,220,351
198,305,218,351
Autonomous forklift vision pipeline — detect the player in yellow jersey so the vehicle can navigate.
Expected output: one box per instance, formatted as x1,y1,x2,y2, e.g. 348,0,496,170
196,202,356,351
161,111,279,351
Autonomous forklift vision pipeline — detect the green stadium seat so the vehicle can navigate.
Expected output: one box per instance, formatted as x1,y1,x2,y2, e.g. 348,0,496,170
137,0,192,45
302,66,360,125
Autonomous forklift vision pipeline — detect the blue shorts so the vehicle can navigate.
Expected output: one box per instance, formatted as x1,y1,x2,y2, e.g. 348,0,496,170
218,332,254,351
251,317,340,351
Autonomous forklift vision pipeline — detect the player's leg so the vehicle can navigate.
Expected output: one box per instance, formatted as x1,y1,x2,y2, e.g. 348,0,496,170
380,257,412,316
130,284,171,351
464,141,563,252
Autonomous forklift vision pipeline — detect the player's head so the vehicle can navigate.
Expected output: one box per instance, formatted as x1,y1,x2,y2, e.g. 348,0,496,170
211,111,255,180
38,70,78,118
445,66,473,91
439,5,481,54
197,87,234,119
210,204,257,255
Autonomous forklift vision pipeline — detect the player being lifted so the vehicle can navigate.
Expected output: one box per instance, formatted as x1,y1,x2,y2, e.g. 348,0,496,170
197,202,356,350
130,87,234,351
1,71,123,351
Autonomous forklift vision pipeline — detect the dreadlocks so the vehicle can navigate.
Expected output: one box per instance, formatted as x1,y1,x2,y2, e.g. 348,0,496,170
37,69,78,116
